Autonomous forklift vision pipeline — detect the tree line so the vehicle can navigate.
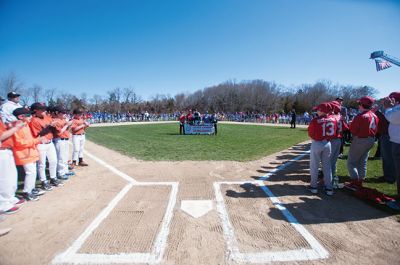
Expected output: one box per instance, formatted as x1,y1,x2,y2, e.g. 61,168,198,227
1,72,377,114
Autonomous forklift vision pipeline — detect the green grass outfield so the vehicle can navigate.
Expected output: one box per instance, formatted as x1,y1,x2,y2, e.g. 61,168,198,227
86,123,309,161
86,122,396,198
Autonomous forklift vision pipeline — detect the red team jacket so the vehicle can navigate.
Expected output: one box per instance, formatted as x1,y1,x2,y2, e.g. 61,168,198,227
308,115,338,141
349,110,379,138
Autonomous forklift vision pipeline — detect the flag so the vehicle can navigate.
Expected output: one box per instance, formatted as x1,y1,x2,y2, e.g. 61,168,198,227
375,59,392,71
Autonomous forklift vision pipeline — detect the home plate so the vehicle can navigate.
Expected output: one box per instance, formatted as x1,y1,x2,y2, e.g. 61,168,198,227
181,200,213,218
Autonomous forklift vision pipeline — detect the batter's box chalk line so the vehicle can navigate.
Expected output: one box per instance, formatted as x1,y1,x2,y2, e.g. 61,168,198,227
53,149,179,264
214,150,329,263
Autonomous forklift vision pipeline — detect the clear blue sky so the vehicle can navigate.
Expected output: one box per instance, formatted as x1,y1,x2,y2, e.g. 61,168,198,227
1,0,399,100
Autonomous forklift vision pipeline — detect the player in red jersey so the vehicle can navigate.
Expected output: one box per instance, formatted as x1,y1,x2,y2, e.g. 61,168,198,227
345,96,379,190
329,101,349,189
308,102,338,196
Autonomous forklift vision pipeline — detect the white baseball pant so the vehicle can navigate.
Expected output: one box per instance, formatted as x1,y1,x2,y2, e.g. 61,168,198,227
37,142,57,181
53,138,69,176
22,162,37,193
0,149,19,212
72,134,85,163
309,139,333,190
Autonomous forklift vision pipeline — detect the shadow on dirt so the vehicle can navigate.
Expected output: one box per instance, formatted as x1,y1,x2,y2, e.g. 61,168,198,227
225,142,397,223
225,182,395,224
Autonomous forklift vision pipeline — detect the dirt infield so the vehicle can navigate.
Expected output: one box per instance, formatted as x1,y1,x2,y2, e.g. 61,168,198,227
0,136,399,265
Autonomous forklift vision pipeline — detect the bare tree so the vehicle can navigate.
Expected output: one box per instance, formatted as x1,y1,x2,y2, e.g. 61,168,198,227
107,87,122,103
30,84,43,103
44,88,57,105
0,72,24,97
122,87,135,103
19,88,32,107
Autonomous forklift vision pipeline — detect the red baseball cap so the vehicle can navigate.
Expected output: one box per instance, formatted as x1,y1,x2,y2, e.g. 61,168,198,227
389,92,400,102
329,101,341,113
357,96,375,107
315,102,331,114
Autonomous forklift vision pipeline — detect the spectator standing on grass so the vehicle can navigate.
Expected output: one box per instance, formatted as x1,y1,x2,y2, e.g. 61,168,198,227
290,109,296,128
345,96,379,190
304,111,310,125
307,102,337,196
383,92,400,209
0,92,22,124
71,109,90,167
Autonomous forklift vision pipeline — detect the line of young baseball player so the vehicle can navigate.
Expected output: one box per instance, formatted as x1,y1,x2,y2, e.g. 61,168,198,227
308,93,400,200
0,98,90,215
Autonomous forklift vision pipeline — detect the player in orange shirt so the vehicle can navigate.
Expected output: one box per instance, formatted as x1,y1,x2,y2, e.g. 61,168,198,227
29,103,63,190
71,109,90,167
50,106,74,179
0,118,25,213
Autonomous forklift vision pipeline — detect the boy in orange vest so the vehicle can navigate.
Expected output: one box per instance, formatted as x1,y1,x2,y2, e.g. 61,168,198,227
12,108,46,201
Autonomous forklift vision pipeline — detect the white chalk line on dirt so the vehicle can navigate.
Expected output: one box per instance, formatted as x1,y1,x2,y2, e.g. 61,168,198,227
52,149,179,264
214,150,330,263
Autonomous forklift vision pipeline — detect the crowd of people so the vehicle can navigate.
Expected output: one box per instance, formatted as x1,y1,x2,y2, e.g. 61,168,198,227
0,92,91,236
307,93,400,210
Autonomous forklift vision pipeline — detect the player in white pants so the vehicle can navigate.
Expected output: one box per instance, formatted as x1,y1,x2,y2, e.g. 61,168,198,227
29,103,63,189
308,102,338,195
71,109,89,167
51,106,74,179
72,134,85,165
0,119,25,213
329,101,348,189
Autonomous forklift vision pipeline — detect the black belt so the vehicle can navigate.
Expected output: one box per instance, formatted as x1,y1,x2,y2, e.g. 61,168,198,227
60,138,69,140
73,133,85,135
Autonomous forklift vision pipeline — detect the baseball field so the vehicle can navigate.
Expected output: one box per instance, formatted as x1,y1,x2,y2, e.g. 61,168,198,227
1,121,399,265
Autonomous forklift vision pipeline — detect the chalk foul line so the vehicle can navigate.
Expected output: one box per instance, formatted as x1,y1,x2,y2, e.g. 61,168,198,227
214,150,329,263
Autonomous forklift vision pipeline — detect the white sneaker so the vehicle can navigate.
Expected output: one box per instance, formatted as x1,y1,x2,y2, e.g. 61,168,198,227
0,227,12,237
325,189,334,196
307,186,318,194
